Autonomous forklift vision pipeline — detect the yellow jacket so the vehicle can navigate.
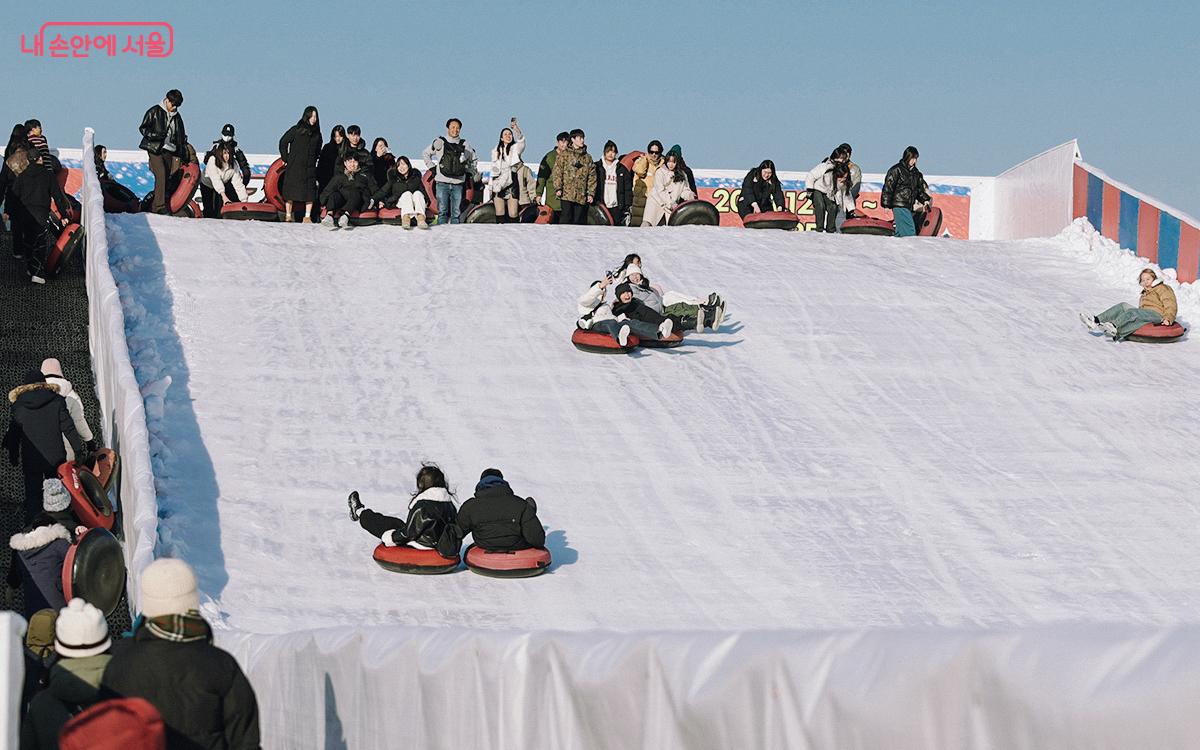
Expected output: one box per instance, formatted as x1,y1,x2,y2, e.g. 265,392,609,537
1140,281,1178,323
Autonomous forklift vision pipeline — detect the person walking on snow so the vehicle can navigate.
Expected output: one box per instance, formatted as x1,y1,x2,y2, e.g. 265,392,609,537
41,358,95,462
1081,268,1178,340
4,369,88,523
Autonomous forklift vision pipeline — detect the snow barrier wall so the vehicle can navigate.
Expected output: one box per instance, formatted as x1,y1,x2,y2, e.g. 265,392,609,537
1,612,24,750
81,128,159,613
1073,161,1200,283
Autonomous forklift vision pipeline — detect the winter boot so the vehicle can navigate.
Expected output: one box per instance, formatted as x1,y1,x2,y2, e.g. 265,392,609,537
401,213,414,230
1099,321,1118,338
416,214,429,230
714,301,726,329
694,310,707,332
347,491,364,521
1079,313,1101,332
285,201,294,222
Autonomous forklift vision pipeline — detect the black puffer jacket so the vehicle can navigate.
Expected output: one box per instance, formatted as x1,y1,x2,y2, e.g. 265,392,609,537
139,104,187,157
336,140,373,178
612,295,668,326
9,512,77,612
101,622,260,750
4,382,85,471
593,159,633,210
737,165,786,216
278,123,322,202
319,169,378,206
880,161,930,210
8,157,71,224
393,487,459,557
454,476,545,552
373,167,427,206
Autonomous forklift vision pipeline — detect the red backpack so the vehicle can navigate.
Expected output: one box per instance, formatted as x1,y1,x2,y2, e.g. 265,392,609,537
59,698,166,749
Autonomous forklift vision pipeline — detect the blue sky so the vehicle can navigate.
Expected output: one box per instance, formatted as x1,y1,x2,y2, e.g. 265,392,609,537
4,0,1197,214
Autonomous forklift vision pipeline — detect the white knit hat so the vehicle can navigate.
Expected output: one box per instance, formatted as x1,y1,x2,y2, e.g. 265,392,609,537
41,357,64,378
140,558,200,617
624,265,644,278
55,598,111,658
43,478,71,513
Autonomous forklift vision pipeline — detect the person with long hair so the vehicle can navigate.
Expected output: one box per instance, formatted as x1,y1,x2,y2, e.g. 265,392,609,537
200,141,248,218
347,464,460,556
594,140,633,226
737,159,785,217
1081,268,1179,340
373,155,430,229
641,152,695,226
370,137,395,188
630,139,664,227
277,106,322,222
490,118,526,223
808,162,854,232
880,145,930,237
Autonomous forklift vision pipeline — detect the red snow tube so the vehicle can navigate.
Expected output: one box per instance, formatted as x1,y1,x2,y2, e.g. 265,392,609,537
372,544,460,574
168,162,200,214
59,698,166,750
346,210,379,226
61,528,126,616
57,462,114,531
465,545,552,578
639,330,684,349
572,327,639,354
588,204,614,226
263,158,286,210
102,181,140,213
45,223,84,276
220,201,280,221
840,216,895,235
619,150,643,172
742,211,800,230
668,199,719,226
1127,322,1186,343
377,207,406,225
172,199,201,219
918,206,944,237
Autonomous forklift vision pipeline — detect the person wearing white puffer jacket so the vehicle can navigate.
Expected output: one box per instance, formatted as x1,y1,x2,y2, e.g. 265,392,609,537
575,272,671,346
41,357,95,462
200,141,248,218
490,119,526,223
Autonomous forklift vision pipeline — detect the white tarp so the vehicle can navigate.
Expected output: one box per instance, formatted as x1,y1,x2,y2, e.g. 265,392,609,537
81,128,160,611
993,140,1079,239
0,613,25,750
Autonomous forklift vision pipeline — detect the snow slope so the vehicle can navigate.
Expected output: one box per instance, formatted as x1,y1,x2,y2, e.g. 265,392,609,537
104,215,1200,636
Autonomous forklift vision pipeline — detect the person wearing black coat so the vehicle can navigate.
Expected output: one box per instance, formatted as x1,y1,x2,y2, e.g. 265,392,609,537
319,153,378,228
611,282,688,337
7,480,79,616
4,147,72,282
4,370,87,522
373,157,429,228
347,464,461,557
278,105,322,222
880,146,931,237
594,140,633,226
138,89,187,214
737,160,786,217
451,469,546,553
101,558,260,750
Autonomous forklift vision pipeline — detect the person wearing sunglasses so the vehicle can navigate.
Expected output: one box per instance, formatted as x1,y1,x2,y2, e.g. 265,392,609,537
630,140,664,227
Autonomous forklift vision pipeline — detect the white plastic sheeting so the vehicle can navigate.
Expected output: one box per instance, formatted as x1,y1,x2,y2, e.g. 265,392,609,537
81,128,160,612
994,140,1080,240
0,613,25,750
218,624,1200,750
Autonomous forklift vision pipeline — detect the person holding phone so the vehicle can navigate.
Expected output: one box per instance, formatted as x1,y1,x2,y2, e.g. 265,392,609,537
490,118,526,223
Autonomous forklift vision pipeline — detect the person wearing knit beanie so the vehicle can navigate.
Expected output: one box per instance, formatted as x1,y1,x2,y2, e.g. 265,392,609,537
139,557,201,617
55,598,111,658
43,478,70,513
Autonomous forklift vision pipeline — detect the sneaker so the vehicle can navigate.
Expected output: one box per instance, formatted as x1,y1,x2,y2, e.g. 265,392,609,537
706,292,719,307
576,317,592,330
714,302,726,329
416,215,429,230
1099,321,1118,337
331,214,342,229
659,319,674,339
1079,313,1100,332
30,274,46,285
618,324,631,346
321,214,335,227
695,310,706,332
347,491,364,521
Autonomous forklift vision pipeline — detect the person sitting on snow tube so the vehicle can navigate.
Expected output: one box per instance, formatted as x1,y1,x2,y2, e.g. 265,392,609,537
615,254,726,323
737,159,786,218
577,273,672,346
373,156,429,229
611,281,684,338
1081,268,1178,341
93,144,111,182
641,153,696,227
200,141,249,219
7,479,82,615
346,464,460,558
451,469,545,553
623,265,721,332
881,146,931,237
319,152,378,229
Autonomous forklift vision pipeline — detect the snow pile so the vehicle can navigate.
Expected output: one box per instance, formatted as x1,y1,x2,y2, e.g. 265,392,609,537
1057,217,1199,320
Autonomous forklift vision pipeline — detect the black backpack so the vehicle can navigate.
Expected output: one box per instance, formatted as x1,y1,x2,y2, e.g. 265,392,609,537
437,138,466,179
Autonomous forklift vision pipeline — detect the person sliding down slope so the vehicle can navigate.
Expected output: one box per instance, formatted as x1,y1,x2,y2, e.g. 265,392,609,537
614,253,726,330
577,273,673,346
1080,268,1178,341
347,464,460,557
624,266,721,332
449,469,546,553
611,282,689,339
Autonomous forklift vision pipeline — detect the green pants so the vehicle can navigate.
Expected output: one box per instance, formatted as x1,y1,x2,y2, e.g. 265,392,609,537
1097,303,1164,340
664,302,699,318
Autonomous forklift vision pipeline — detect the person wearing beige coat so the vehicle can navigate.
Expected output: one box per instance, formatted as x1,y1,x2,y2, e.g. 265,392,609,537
641,154,696,227
1081,268,1179,340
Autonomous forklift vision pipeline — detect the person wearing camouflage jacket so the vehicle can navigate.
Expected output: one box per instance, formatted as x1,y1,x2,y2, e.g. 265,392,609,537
552,129,597,225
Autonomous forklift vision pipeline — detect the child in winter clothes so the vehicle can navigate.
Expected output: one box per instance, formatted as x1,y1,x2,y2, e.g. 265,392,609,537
4,370,88,522
552,129,597,225
373,156,429,229
347,465,460,558
41,358,96,462
20,598,113,749
490,119,526,223
577,274,672,346
1081,268,1179,340
8,479,81,615
641,153,696,227
452,469,545,553
320,153,379,228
